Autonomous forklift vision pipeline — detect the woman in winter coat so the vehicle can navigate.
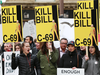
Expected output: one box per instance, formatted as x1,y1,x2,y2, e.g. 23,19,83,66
37,42,59,75
82,44,100,75
58,41,82,69
11,42,41,75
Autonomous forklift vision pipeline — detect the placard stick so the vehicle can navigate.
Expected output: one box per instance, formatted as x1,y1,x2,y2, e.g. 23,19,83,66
48,42,51,55
13,42,15,53
0,42,3,47
86,46,88,56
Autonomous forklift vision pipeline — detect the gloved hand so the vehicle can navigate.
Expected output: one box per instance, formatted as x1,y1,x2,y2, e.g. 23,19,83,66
12,53,15,59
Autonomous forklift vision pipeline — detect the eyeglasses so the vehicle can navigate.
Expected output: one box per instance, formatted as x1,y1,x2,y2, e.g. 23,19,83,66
60,43,67,45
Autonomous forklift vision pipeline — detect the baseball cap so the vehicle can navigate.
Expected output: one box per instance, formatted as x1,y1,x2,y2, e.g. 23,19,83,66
67,41,75,46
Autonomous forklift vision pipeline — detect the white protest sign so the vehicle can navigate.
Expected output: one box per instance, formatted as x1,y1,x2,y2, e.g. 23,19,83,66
59,18,75,41
57,68,84,75
0,55,2,75
23,19,36,40
4,51,20,75
53,18,74,48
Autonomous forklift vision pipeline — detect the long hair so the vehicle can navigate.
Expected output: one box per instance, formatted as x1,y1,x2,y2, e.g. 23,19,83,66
15,43,22,51
88,44,100,61
41,42,56,54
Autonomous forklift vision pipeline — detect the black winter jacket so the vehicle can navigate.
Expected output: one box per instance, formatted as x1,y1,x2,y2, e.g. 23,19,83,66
58,50,82,68
11,53,41,75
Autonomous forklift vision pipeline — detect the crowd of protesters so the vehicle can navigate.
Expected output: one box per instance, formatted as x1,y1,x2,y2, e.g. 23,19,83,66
0,36,100,75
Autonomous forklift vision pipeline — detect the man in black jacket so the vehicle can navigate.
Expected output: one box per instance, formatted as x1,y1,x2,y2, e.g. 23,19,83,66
25,36,36,48
57,38,68,65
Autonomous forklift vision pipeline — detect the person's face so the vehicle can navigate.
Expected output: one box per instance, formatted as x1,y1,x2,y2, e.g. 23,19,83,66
46,42,52,49
60,40,67,50
80,46,86,51
8,44,12,50
68,44,75,52
4,44,9,51
25,37,30,43
36,42,40,50
22,43,30,54
89,46,95,55
16,46,20,51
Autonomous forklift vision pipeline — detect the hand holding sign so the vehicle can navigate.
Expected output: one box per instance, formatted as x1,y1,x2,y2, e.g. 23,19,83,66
47,42,53,55
72,67,76,70
85,55,89,61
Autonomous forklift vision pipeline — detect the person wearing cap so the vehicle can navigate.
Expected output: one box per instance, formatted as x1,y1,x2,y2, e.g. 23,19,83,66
58,41,82,69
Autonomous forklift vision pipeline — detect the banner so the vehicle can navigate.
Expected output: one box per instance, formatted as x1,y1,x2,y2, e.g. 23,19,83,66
74,1,99,47
0,55,2,75
35,5,60,42
23,19,36,40
2,5,23,43
57,68,84,75
4,51,20,75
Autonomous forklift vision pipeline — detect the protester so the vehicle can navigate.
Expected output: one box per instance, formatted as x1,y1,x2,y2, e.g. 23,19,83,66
37,42,59,75
3,43,11,52
25,36,37,55
58,38,68,58
57,38,68,65
32,40,41,55
11,42,41,75
15,43,22,51
8,43,13,51
33,38,37,45
2,43,11,62
25,36,36,48
82,44,100,75
2,43,11,75
79,46,86,58
35,42,41,51
58,41,82,68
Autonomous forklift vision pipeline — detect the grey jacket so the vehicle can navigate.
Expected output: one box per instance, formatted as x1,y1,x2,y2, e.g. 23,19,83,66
82,54,100,75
